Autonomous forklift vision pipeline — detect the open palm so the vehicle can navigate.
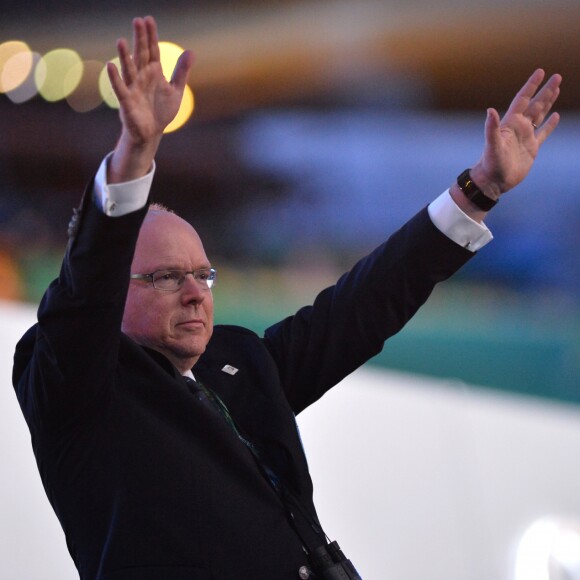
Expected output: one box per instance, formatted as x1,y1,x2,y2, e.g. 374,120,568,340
474,69,561,199
107,16,193,144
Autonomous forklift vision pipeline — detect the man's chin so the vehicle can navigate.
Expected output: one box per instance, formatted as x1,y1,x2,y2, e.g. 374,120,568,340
174,338,208,360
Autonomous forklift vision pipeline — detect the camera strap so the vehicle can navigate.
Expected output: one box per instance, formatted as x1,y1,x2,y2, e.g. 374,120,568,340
193,379,363,579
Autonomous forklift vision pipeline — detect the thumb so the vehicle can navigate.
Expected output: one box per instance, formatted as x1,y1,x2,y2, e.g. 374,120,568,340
484,107,501,149
171,49,194,92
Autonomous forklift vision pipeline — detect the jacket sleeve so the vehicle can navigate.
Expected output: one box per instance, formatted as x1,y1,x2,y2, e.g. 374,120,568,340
263,207,475,414
13,181,148,432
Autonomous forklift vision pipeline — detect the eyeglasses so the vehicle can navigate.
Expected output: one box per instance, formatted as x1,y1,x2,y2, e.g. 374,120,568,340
130,268,217,292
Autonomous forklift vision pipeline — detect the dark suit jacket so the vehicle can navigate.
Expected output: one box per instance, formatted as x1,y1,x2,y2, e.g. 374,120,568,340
13,184,473,579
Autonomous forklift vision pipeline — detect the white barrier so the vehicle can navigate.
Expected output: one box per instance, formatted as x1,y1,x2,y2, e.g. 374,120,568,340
2,300,580,579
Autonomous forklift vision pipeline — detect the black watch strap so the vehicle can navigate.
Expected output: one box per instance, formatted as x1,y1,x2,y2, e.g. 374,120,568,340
457,169,498,211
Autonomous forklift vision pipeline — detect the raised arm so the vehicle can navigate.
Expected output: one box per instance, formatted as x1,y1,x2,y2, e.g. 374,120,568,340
106,16,194,183
450,69,561,222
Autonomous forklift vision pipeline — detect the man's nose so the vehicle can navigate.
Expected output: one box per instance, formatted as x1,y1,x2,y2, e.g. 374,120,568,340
180,273,206,303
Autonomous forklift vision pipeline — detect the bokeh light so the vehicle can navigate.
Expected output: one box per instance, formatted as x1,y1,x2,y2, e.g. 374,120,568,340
2,37,194,132
158,41,184,80
99,57,120,109
515,517,580,580
35,48,83,102
0,40,33,93
159,41,194,132
164,84,195,133
66,60,104,112
6,52,41,103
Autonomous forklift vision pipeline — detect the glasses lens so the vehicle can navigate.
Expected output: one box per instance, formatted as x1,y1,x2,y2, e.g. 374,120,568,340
196,269,216,289
152,270,183,291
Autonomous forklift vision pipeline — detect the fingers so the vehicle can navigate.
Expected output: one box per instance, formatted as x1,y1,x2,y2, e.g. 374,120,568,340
132,17,149,69
131,16,160,69
171,50,194,91
107,61,127,101
109,15,194,105
527,75,561,128
536,111,561,146
117,38,136,86
506,69,562,126
145,16,160,63
112,16,163,89
504,69,545,117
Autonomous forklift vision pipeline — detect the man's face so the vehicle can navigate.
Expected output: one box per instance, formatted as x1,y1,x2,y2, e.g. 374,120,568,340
122,210,214,373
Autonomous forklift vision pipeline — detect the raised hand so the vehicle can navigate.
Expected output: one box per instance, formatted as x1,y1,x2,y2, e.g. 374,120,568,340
470,69,561,201
107,16,194,183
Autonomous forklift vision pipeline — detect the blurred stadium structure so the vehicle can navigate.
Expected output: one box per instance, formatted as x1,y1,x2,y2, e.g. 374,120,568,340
1,0,578,400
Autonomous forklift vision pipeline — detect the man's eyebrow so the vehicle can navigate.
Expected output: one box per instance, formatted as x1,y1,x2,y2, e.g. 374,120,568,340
152,264,213,271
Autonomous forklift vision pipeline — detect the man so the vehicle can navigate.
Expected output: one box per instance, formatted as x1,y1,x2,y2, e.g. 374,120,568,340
13,16,561,580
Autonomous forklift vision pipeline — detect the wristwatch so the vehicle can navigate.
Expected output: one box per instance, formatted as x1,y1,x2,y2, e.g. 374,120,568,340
457,169,498,211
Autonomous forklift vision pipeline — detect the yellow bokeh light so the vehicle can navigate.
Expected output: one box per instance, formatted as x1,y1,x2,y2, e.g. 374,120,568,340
0,40,32,92
35,48,83,102
159,41,185,81
99,57,120,109
99,45,194,132
159,41,195,132
164,84,195,133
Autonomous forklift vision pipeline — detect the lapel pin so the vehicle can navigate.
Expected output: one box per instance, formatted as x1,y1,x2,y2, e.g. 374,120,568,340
221,365,239,376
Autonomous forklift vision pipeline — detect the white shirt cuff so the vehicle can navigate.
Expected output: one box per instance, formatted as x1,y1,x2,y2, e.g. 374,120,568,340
428,189,493,252
93,152,155,217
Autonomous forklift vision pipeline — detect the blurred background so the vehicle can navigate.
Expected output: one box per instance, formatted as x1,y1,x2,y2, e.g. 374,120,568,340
1,1,579,579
